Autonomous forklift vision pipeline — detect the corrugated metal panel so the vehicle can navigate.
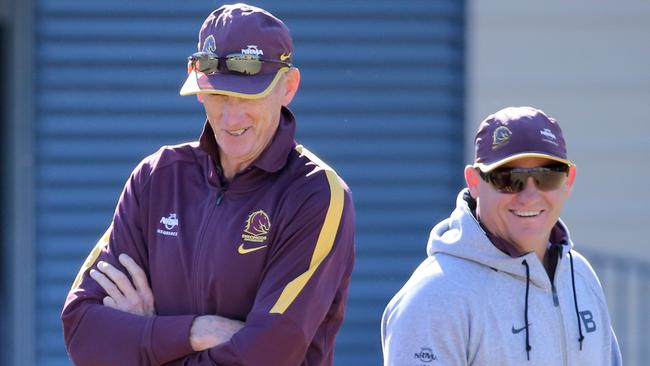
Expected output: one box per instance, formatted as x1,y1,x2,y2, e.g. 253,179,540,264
34,1,464,365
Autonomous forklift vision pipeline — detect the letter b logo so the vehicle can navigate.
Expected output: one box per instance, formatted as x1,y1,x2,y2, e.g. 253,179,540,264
579,310,597,333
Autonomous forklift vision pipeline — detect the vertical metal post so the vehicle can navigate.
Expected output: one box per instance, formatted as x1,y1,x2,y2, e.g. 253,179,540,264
7,0,35,364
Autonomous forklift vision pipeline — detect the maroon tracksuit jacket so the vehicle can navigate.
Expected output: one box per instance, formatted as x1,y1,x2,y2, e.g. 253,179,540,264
62,108,356,365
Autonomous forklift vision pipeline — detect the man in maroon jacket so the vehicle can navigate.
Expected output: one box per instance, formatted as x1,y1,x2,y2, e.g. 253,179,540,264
61,3,356,365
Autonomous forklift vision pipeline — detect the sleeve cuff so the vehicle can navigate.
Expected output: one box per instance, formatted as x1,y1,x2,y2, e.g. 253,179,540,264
149,314,198,364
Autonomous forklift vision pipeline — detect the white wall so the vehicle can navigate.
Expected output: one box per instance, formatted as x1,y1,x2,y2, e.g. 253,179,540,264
468,1,650,260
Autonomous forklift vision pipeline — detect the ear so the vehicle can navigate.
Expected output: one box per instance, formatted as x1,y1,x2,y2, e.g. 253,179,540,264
464,165,481,199
281,68,301,106
565,165,577,193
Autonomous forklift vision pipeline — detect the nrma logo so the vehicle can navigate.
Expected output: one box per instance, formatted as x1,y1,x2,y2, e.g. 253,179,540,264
241,45,264,56
414,347,437,363
540,128,557,140
157,213,179,237
160,213,178,230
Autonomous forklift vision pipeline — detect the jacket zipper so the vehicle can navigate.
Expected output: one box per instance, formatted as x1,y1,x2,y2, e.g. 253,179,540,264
216,189,226,206
190,190,223,312
551,246,568,366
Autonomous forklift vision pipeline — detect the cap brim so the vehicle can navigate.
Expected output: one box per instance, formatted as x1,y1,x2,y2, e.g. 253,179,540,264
475,152,573,172
180,67,289,99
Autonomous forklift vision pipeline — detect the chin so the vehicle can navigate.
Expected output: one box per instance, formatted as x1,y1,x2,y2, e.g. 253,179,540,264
513,232,548,247
221,142,254,157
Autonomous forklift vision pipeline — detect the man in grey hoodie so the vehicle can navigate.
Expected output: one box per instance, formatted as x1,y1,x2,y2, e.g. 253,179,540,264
381,106,621,365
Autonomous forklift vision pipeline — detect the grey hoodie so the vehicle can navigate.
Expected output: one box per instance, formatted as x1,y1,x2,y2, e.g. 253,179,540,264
382,189,622,366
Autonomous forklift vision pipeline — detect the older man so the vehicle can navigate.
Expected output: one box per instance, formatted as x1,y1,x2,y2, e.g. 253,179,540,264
62,4,355,365
382,106,621,365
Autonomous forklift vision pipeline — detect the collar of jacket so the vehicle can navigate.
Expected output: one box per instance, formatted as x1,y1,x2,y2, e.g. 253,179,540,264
198,106,297,176
479,222,568,259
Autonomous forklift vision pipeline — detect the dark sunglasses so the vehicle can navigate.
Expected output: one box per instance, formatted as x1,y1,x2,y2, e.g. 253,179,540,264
188,51,292,76
478,163,570,194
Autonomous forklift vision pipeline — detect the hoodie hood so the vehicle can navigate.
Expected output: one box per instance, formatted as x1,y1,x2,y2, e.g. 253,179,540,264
426,189,574,291
383,188,621,365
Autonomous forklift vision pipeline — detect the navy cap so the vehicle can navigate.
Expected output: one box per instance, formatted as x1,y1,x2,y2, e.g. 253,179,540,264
474,106,572,172
180,3,293,99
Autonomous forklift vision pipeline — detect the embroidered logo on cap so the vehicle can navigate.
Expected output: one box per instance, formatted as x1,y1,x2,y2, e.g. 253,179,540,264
280,52,292,61
492,126,512,150
241,45,264,56
540,128,559,146
202,35,216,53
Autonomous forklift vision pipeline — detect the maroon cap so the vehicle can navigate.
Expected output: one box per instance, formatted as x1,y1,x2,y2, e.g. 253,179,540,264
180,3,293,99
474,106,572,172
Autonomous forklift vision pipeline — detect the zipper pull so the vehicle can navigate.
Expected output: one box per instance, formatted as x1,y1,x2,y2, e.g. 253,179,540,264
548,243,563,307
216,190,226,205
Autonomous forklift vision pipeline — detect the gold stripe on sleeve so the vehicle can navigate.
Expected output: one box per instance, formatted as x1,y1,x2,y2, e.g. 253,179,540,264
270,147,345,314
70,224,112,291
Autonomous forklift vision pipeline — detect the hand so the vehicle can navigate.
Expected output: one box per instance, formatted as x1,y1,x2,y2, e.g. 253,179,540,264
89,254,155,316
190,315,245,351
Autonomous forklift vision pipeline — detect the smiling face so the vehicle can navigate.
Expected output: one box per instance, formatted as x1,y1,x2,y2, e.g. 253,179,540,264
465,157,576,259
200,69,300,179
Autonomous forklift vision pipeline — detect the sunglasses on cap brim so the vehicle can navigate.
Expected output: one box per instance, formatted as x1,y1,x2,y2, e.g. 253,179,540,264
477,163,570,194
188,51,292,76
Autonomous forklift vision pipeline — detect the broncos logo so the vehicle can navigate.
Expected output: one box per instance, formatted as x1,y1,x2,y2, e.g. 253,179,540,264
492,125,512,149
202,35,217,53
244,210,271,237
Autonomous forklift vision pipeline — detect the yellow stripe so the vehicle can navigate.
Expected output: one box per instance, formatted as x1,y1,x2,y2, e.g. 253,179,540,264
70,225,112,291
269,147,345,314
476,153,573,172
179,67,289,99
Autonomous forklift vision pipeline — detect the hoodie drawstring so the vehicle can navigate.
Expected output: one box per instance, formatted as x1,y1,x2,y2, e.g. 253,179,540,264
568,251,585,350
521,259,532,360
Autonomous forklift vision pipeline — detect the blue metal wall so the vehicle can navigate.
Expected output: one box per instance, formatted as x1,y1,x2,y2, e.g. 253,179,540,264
34,1,464,364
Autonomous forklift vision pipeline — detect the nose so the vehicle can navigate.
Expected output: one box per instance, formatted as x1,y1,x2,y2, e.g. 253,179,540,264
220,96,246,126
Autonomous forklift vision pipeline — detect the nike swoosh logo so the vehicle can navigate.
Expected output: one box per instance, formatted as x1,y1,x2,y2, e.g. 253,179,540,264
238,243,268,254
512,324,531,334
280,52,291,61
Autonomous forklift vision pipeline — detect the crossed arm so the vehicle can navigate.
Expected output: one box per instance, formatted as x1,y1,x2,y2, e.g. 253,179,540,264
89,253,244,352
63,165,356,365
